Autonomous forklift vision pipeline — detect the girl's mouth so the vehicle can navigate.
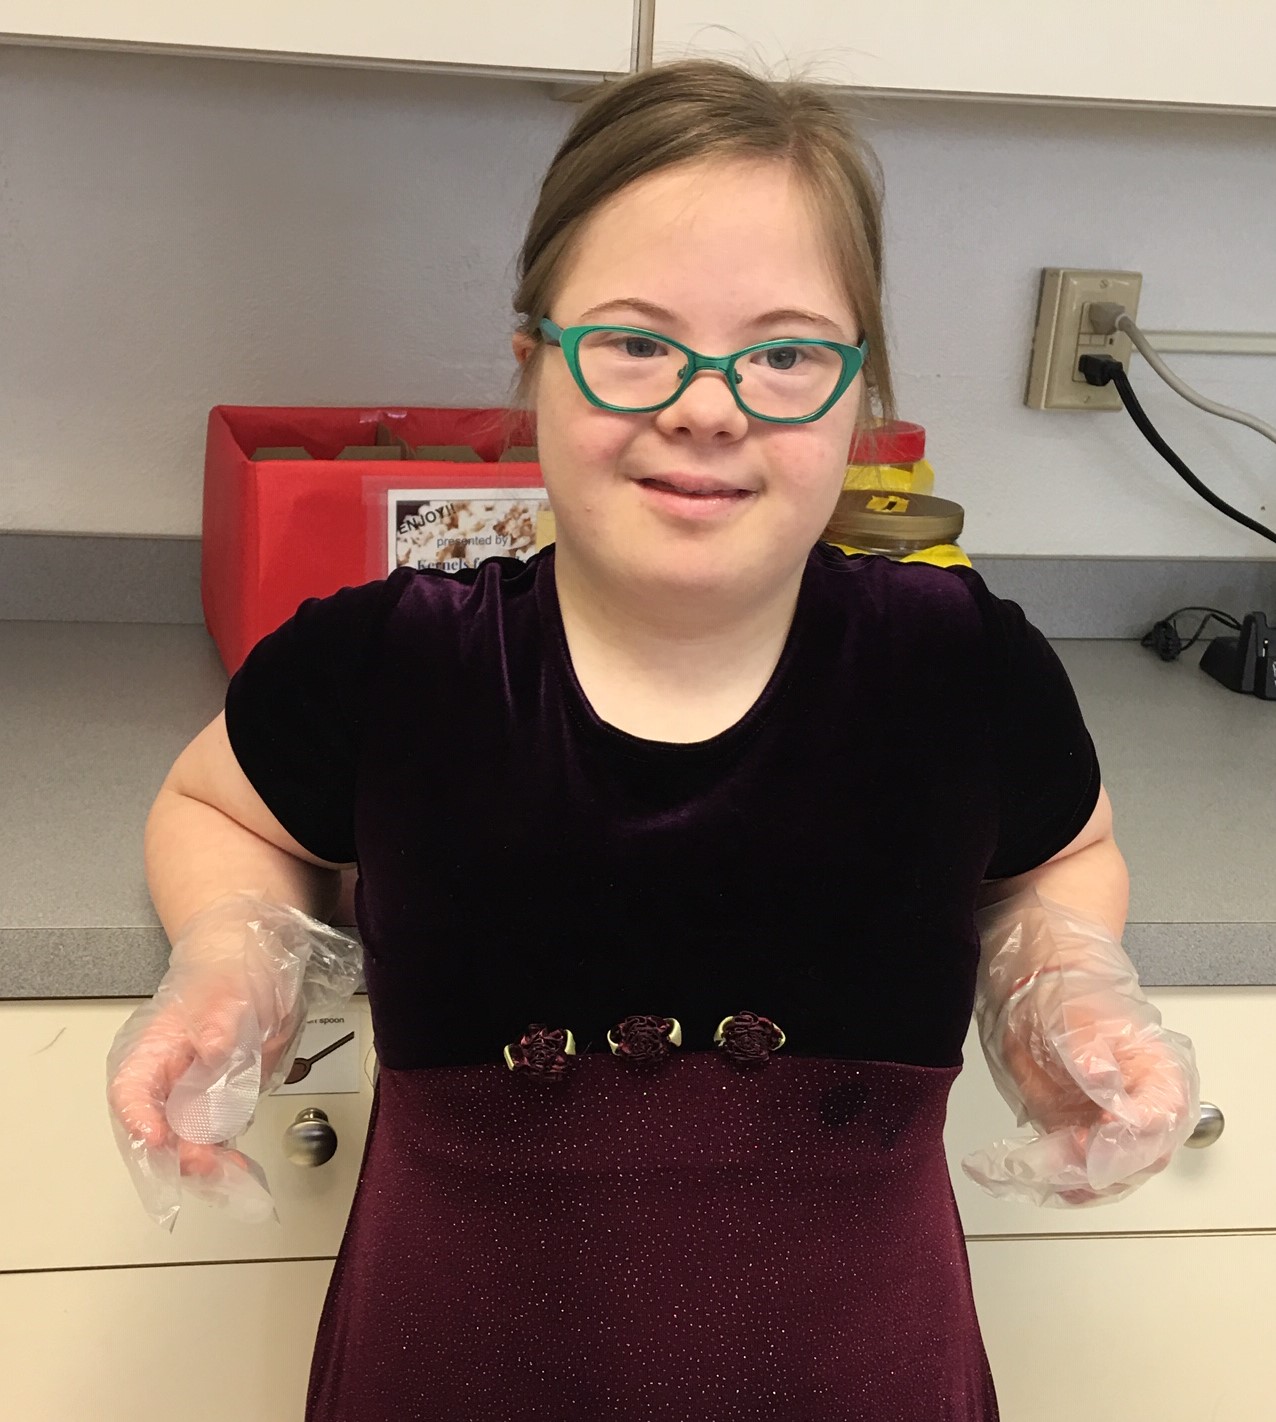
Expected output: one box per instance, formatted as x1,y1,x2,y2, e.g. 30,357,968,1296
639,478,752,498
636,479,756,518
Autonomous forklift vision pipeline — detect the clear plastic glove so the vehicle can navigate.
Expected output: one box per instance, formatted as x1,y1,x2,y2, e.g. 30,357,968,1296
105,890,363,1232
962,888,1201,1208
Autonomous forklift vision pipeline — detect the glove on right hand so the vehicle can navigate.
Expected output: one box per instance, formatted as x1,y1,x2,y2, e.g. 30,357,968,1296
105,891,363,1232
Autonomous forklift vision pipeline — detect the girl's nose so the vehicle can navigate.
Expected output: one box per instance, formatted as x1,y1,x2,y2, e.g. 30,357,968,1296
658,367,747,430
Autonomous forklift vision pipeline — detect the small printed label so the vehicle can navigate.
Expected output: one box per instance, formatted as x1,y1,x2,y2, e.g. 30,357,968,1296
388,488,551,574
274,1014,360,1096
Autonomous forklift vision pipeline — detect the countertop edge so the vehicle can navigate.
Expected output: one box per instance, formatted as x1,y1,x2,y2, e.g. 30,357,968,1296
3,922,1273,1000
3,531,1273,638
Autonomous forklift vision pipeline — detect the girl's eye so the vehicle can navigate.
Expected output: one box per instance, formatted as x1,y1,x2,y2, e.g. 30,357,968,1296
612,336,665,358
756,345,805,371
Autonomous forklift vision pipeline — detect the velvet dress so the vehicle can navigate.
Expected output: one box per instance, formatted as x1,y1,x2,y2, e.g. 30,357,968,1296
223,540,1101,1421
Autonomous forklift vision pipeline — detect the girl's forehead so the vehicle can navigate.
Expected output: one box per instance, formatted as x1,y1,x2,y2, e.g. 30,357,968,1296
561,162,851,328
573,163,826,265
595,156,808,227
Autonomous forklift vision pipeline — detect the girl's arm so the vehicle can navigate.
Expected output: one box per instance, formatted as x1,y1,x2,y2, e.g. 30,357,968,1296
975,783,1129,941
146,711,345,949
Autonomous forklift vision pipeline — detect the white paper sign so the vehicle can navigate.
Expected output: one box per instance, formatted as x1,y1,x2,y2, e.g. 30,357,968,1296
388,487,549,574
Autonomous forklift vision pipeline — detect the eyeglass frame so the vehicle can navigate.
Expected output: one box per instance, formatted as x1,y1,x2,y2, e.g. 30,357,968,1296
538,317,869,425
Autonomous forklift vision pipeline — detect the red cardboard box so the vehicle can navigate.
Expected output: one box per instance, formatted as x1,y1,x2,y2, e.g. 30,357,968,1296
201,406,923,677
201,405,542,675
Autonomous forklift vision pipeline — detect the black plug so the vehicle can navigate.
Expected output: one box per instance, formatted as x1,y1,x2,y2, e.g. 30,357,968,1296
1078,354,1125,386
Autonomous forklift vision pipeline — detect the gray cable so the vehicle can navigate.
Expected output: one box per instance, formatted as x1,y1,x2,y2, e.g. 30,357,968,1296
1089,301,1276,447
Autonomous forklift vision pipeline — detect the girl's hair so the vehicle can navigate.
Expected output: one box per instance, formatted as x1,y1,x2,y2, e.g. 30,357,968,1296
506,55,896,471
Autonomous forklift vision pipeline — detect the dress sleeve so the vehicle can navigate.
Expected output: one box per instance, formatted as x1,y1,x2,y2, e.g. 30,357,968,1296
948,564,1103,881
223,567,415,865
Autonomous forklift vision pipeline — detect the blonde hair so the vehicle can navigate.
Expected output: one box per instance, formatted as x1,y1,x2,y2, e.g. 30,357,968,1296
506,56,895,471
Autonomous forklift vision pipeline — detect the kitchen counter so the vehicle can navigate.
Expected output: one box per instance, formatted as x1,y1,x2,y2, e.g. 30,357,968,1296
2,619,1272,998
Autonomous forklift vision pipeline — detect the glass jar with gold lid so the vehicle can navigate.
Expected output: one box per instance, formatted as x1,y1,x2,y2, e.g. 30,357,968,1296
832,422,970,569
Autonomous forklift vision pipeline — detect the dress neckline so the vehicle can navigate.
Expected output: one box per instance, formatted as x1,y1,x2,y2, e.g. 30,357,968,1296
536,543,821,759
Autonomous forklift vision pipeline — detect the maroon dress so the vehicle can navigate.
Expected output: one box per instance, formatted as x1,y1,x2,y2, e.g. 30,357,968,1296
224,542,1101,1420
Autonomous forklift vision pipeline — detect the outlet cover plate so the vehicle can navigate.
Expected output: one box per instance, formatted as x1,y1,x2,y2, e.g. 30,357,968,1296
1026,268,1142,410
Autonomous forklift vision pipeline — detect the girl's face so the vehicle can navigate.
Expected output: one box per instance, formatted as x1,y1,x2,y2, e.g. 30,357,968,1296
513,157,863,603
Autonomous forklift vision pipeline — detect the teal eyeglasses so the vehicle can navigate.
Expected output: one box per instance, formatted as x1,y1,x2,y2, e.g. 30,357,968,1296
539,317,868,425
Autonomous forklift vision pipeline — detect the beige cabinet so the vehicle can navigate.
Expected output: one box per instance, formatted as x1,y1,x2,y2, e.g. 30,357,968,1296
4,986,1255,1274
970,1234,1276,1419
653,2,1276,110
2,996,377,1271
1,1260,335,1421
2,987,1269,1419
7,1242,1274,1422
0,1,638,78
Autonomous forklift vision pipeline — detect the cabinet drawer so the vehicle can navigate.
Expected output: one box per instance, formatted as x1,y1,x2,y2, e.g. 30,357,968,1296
3,997,375,1270
8,1231,1274,1419
0,1258,332,1421
7,986,1266,1270
945,987,1275,1235
10,1239,1273,1420
969,1234,1276,1419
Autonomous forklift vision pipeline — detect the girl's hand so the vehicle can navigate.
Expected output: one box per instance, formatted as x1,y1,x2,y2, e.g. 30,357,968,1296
105,892,361,1230
964,982,1201,1208
106,980,293,1230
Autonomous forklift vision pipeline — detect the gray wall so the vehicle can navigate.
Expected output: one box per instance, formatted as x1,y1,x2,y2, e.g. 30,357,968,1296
2,43,1273,556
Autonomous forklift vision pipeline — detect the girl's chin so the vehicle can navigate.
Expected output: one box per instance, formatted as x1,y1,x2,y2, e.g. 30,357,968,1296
558,517,813,589
614,544,773,595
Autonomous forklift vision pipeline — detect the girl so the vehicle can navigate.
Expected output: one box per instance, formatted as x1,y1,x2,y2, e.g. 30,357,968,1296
120,57,1192,1421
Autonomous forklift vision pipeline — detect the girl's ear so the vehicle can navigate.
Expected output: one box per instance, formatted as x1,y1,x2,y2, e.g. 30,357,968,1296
512,332,536,368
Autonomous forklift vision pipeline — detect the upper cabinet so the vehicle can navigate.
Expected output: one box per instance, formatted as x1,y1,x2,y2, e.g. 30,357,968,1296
0,1,639,79
653,2,1276,110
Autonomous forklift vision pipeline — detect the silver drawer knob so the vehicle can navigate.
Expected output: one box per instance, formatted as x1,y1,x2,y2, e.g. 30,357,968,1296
284,1107,337,1166
1184,1101,1224,1149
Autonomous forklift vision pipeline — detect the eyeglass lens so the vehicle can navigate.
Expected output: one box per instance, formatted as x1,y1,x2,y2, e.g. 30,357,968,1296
575,329,845,419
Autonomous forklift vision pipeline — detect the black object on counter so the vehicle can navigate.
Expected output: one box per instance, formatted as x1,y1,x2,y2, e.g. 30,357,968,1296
1201,612,1276,700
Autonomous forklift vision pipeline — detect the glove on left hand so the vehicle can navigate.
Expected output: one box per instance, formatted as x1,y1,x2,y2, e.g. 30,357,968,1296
962,890,1201,1208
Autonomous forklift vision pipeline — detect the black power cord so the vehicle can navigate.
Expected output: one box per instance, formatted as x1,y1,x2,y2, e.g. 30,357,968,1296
1078,354,1276,547
1079,354,1275,694
1140,606,1241,662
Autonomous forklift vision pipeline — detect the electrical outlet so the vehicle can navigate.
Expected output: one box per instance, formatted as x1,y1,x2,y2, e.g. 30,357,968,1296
1025,269,1143,410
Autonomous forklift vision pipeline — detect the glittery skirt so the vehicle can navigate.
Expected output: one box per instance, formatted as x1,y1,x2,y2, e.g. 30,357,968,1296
305,1053,999,1421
